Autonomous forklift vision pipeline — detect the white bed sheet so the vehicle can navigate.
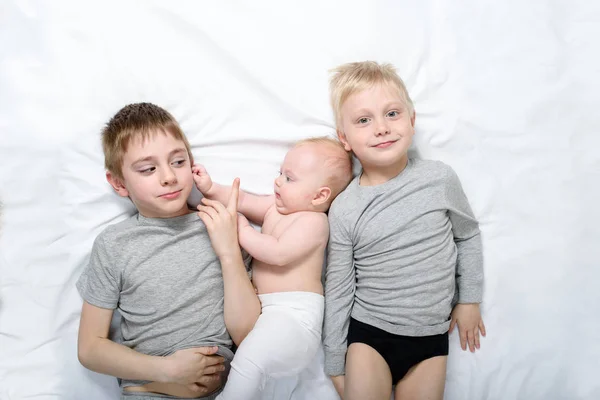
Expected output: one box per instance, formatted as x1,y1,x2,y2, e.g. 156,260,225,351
1,1,599,399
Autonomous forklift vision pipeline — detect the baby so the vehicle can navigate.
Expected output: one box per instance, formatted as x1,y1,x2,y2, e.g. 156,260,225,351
194,137,353,399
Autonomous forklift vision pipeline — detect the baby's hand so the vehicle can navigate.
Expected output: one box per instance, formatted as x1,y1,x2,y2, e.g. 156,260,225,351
192,164,213,195
449,303,486,352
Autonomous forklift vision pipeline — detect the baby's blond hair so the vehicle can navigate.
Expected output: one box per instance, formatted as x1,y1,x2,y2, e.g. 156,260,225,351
294,136,353,205
329,61,414,129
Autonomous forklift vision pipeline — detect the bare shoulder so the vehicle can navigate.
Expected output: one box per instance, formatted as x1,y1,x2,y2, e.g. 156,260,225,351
294,212,329,235
295,211,328,223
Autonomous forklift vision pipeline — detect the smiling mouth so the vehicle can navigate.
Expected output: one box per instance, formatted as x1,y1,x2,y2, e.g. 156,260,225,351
373,140,397,148
160,189,182,199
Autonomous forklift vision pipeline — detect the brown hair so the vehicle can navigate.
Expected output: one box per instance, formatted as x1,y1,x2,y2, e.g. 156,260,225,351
102,103,193,180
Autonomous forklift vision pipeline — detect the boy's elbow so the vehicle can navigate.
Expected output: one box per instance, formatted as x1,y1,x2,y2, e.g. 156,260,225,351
227,321,256,347
77,339,95,369
77,343,90,367
230,330,248,348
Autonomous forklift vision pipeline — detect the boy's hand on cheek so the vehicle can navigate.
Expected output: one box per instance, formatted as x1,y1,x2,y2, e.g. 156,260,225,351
449,303,486,352
192,164,213,195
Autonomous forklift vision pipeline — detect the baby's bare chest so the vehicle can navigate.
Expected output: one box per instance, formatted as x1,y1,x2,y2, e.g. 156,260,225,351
261,212,300,238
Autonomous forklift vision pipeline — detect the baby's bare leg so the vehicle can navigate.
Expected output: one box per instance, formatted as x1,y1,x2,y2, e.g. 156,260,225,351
394,356,447,400
345,343,392,400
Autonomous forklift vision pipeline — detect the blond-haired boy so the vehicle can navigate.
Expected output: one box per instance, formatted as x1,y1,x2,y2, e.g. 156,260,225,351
194,136,352,399
77,103,258,399
323,62,486,400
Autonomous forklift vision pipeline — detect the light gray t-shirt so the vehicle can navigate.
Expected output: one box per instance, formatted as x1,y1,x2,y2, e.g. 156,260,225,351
77,212,233,391
323,158,484,375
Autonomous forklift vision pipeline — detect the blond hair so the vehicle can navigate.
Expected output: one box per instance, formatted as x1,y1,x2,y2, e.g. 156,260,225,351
102,103,193,180
294,136,353,205
329,61,414,129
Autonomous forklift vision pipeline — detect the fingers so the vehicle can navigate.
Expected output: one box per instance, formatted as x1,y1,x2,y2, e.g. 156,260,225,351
192,173,203,186
200,197,228,214
448,318,456,334
474,327,481,350
195,346,219,355
197,212,213,229
203,364,226,375
187,383,209,395
197,205,218,220
479,319,487,337
192,164,206,173
203,355,225,366
459,328,467,351
195,373,222,386
227,178,240,213
467,330,475,353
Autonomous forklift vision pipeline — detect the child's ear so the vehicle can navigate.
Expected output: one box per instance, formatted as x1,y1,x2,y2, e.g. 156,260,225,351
337,130,352,151
106,171,130,198
312,186,332,207
410,110,417,128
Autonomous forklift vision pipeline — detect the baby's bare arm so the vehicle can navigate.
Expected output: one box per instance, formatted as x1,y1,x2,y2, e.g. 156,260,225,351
193,165,273,224
238,212,328,266
207,184,274,225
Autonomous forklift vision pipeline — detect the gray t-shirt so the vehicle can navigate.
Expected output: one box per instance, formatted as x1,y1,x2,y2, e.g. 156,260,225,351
77,212,233,391
323,158,484,375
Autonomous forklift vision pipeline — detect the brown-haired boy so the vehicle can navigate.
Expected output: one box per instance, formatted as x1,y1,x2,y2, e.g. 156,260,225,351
77,103,258,399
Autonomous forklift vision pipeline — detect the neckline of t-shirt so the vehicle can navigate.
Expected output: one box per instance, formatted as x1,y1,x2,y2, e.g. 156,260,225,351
136,210,199,227
354,158,415,194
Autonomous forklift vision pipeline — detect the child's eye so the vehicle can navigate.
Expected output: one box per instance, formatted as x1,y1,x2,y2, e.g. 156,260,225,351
387,110,399,118
140,167,155,174
357,117,370,124
286,176,292,182
172,159,186,167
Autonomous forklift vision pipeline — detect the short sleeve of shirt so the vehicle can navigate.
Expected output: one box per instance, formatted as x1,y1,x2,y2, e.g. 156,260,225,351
76,232,121,309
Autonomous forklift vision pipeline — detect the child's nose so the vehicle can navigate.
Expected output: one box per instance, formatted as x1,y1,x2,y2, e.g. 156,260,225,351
375,119,390,136
161,168,177,185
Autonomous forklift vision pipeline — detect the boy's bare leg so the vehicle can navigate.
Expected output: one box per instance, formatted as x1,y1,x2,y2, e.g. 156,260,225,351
394,356,447,400
345,343,392,400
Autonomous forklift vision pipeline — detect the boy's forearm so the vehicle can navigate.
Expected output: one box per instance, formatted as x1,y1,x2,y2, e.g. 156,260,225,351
455,233,484,303
445,167,484,303
323,226,355,376
79,336,167,382
218,251,261,346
